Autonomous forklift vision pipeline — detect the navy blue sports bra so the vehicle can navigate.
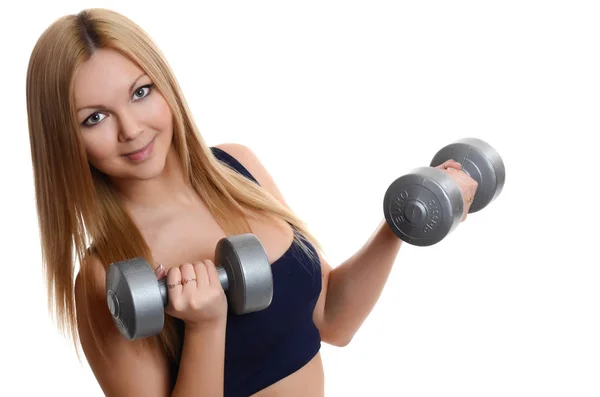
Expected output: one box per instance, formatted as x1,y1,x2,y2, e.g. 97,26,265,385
209,146,323,396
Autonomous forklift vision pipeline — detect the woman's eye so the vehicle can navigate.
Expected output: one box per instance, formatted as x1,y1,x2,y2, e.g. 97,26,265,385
133,84,153,100
82,112,107,127
80,84,153,128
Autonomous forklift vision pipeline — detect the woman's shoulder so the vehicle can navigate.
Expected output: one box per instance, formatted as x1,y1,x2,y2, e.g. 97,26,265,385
212,143,291,208
212,143,261,175
212,143,260,185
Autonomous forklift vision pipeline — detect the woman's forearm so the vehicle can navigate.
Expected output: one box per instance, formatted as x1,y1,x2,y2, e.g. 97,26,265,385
323,219,402,344
171,321,227,397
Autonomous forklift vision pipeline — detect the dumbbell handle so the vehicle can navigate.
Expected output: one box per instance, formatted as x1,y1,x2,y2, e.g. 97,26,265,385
446,166,477,195
157,266,229,306
431,138,505,214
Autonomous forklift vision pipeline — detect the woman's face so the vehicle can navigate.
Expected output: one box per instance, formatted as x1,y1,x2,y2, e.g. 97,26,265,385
73,48,174,181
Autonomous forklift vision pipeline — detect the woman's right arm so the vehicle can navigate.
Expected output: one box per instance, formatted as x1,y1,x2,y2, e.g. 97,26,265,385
75,257,227,397
172,322,226,397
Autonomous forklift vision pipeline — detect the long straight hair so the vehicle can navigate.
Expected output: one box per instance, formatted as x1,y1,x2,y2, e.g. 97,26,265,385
26,8,323,365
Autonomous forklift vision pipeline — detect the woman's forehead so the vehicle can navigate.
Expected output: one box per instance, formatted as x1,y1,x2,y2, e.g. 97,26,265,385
74,49,145,110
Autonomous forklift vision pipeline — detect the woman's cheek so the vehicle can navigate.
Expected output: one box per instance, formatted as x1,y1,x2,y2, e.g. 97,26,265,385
81,127,118,163
145,93,172,130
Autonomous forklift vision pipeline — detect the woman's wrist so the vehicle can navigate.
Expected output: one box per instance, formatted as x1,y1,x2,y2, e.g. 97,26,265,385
184,317,227,336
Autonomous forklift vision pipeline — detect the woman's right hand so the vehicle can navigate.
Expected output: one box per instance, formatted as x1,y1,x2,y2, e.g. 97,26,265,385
155,261,228,330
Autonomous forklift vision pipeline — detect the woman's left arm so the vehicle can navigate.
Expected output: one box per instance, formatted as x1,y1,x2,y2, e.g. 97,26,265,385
312,156,475,345
310,219,402,346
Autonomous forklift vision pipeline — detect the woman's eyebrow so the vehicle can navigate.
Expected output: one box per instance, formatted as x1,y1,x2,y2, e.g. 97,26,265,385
76,73,148,112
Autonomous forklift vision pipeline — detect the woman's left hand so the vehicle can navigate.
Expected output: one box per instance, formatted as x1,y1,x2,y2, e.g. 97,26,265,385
434,160,479,222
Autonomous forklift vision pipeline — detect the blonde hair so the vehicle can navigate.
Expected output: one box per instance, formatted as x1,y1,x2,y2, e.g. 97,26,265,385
26,8,323,365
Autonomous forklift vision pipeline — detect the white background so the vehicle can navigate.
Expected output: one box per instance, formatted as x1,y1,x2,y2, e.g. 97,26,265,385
2,1,599,396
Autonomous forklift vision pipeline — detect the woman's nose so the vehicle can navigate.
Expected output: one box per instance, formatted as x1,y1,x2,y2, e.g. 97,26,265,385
118,112,143,142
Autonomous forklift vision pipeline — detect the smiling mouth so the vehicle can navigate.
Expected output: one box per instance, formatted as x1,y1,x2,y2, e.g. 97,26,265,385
123,138,153,156
123,137,155,161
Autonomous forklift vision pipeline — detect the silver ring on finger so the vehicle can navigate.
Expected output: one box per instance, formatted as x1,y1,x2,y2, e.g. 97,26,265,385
182,278,197,285
167,281,182,289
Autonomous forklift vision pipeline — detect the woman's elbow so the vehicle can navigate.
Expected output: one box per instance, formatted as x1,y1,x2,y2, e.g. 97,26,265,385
321,328,354,347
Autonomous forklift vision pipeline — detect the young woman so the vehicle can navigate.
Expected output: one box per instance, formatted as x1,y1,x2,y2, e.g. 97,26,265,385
26,8,477,397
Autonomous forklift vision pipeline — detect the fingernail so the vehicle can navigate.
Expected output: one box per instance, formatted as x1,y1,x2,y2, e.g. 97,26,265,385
155,264,164,275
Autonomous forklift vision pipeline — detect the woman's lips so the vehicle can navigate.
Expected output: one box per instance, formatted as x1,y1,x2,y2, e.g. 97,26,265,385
125,138,155,161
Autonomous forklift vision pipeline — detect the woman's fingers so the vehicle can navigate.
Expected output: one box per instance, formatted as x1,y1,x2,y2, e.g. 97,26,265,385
180,263,199,299
203,260,221,287
154,264,166,280
436,159,462,171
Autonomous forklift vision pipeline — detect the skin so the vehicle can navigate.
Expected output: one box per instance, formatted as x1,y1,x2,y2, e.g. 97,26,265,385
73,48,478,397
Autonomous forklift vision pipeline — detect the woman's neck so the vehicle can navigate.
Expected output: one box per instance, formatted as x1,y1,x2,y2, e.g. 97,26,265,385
112,145,202,216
